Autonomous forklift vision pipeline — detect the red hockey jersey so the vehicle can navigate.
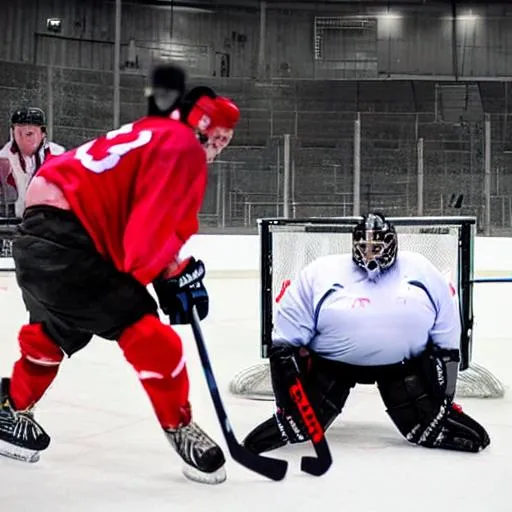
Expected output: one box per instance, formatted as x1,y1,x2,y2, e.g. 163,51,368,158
37,117,207,285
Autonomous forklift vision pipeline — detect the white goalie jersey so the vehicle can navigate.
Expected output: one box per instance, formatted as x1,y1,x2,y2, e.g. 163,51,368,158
271,251,461,366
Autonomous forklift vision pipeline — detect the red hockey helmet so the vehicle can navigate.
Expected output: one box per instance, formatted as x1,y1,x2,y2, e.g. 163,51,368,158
181,87,240,162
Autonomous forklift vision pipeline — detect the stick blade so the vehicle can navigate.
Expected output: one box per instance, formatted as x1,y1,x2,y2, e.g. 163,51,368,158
300,438,332,476
229,440,288,481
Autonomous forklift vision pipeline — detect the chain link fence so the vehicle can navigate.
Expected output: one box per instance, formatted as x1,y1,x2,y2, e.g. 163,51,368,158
202,111,511,235
0,61,510,234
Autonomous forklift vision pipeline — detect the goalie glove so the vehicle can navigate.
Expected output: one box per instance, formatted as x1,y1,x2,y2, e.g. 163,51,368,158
153,257,208,325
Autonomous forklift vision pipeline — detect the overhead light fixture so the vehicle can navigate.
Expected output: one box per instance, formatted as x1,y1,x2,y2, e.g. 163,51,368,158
379,13,402,20
46,17,62,33
458,10,479,22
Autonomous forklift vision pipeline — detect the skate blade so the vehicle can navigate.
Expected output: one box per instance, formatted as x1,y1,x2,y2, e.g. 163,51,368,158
182,462,227,485
0,439,40,463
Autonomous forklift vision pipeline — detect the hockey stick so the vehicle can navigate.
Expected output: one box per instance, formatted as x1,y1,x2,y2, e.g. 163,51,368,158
289,378,332,476
190,307,288,481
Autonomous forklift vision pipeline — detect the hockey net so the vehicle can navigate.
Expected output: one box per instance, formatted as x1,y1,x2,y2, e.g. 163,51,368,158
229,217,505,400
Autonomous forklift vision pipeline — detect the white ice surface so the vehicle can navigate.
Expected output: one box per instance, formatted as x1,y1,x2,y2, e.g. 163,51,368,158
0,273,510,512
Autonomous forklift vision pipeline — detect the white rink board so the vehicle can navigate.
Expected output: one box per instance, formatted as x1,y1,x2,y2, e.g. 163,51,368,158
182,234,512,275
2,234,512,275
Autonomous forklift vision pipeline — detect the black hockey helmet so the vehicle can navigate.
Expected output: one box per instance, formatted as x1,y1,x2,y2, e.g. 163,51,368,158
11,107,46,127
352,212,398,275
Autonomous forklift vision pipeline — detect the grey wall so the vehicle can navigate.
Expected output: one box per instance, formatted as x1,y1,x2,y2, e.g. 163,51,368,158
3,58,511,231
2,1,512,79
2,2,512,232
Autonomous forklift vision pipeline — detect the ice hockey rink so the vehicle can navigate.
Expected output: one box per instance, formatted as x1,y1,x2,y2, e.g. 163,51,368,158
0,271,510,512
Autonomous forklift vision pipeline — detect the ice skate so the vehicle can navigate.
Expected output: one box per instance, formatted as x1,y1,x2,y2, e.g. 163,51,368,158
165,420,226,484
0,378,50,463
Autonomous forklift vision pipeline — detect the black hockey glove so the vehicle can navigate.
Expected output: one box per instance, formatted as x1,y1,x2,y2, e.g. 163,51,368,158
152,257,208,325
269,344,311,445
412,347,461,448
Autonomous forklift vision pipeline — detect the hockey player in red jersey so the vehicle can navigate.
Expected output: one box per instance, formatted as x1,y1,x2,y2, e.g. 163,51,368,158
0,65,240,485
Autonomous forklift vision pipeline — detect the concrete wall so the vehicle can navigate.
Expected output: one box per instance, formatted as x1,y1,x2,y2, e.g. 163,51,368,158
2,1,512,79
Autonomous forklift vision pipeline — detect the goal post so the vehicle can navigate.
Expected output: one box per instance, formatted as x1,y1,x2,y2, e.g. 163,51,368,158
260,216,474,368
230,215,505,400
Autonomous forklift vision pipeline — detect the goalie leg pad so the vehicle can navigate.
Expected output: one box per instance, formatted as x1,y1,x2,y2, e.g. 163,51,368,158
243,416,288,455
244,351,353,454
303,355,354,431
435,405,490,453
378,371,441,440
272,349,354,430
272,349,353,433
10,323,64,410
377,368,490,452
419,346,460,400
118,314,190,429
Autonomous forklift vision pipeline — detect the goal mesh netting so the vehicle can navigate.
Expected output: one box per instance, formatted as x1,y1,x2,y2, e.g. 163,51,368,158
229,217,505,400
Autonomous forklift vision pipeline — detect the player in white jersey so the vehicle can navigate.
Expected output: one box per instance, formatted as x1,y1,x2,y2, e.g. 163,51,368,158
0,107,65,217
244,213,489,454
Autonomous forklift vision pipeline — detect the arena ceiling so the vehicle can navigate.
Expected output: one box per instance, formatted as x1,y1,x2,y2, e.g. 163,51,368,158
129,0,512,7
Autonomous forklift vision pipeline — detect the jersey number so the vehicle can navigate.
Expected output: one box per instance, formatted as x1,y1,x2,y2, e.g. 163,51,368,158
75,123,152,173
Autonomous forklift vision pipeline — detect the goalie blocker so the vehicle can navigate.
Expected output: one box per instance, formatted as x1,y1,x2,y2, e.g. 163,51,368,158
243,344,490,454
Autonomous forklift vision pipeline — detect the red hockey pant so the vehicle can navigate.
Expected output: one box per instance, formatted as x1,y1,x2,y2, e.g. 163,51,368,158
9,315,190,428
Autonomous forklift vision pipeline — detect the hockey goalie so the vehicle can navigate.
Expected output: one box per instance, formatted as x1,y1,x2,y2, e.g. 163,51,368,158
243,212,490,454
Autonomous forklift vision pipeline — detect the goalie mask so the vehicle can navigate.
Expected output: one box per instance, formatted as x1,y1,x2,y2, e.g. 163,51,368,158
352,213,398,279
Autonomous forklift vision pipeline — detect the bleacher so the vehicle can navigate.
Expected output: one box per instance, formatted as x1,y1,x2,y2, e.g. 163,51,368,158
1,60,511,228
